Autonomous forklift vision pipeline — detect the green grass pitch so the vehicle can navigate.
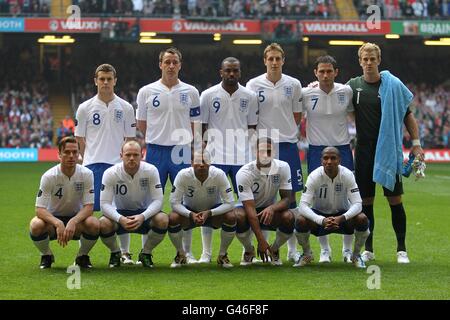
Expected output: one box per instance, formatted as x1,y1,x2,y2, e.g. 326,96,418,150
0,162,449,300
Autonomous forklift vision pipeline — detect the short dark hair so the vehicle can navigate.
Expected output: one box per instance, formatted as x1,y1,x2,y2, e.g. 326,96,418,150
95,64,117,78
257,136,274,149
159,47,182,62
58,136,78,153
221,57,240,69
321,146,341,158
314,55,338,70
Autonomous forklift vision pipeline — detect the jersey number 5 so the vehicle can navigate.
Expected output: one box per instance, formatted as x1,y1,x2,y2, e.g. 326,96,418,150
258,91,265,103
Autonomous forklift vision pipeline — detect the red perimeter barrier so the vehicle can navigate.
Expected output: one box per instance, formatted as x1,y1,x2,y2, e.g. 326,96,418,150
38,148,58,161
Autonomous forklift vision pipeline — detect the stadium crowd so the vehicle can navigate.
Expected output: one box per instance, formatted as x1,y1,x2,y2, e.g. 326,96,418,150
0,45,57,148
0,0,335,19
2,0,449,19
356,0,449,19
73,0,337,18
407,83,450,149
0,0,50,15
0,81,54,148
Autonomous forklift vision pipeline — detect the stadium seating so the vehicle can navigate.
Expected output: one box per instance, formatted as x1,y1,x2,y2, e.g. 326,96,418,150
355,0,449,20
0,81,55,148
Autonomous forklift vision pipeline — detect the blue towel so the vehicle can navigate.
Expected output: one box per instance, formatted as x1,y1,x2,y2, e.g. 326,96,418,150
373,71,413,191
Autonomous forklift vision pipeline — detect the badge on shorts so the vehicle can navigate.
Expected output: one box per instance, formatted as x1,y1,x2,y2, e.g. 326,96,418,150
239,99,249,112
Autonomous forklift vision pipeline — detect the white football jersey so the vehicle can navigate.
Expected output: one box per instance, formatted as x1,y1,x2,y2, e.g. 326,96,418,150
136,80,200,146
35,164,94,217
100,162,163,211
301,83,353,146
236,159,292,208
170,166,235,215
75,94,136,166
300,165,361,214
201,83,258,165
246,74,302,143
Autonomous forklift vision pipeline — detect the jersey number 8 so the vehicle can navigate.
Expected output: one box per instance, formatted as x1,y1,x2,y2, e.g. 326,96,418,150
93,113,101,125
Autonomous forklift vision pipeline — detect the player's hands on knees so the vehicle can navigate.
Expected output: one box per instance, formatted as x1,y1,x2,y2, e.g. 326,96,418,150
62,219,77,246
118,216,138,231
198,210,211,224
126,214,145,231
257,206,275,226
191,212,203,226
323,217,339,231
257,240,273,263
55,220,67,247
333,215,346,227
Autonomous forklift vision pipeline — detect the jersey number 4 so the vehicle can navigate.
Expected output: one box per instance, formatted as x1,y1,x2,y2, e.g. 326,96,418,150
54,188,63,199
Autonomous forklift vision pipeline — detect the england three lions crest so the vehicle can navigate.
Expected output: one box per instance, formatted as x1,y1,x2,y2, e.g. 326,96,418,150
114,109,123,123
272,174,280,184
337,93,345,105
74,182,84,192
139,178,149,190
284,86,293,98
207,186,217,195
239,99,249,112
180,92,189,105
